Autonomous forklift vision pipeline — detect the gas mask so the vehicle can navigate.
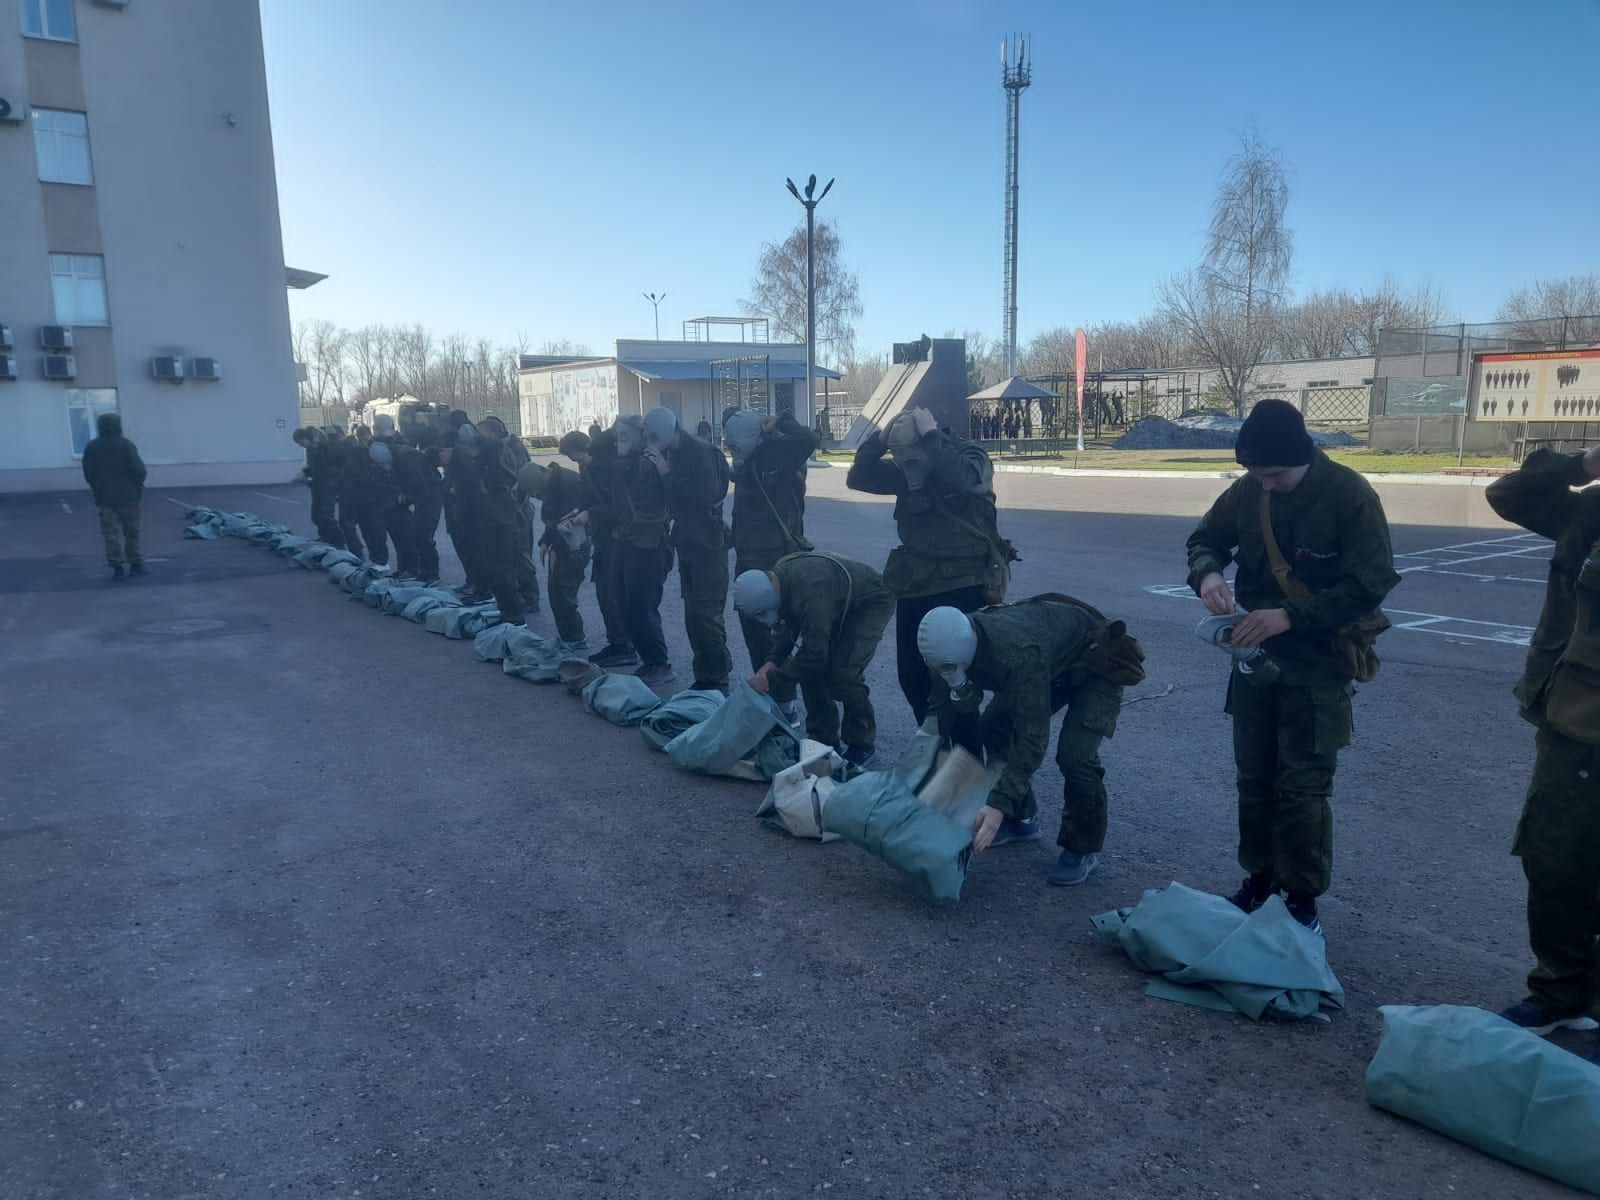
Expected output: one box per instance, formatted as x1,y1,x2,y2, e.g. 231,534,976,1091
723,411,764,466
733,569,782,627
917,606,977,695
643,407,680,453
614,419,644,457
887,413,931,490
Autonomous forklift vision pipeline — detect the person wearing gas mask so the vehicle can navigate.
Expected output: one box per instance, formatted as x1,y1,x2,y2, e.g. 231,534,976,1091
733,553,892,768
395,432,444,582
846,407,1016,722
643,406,732,691
917,599,1144,883
471,416,540,627
370,440,418,579
610,414,675,686
1484,444,1600,1046
725,409,820,717
562,430,636,666
1187,399,1398,935
518,456,596,652
293,427,344,547
349,425,395,573
334,429,367,560
443,414,489,602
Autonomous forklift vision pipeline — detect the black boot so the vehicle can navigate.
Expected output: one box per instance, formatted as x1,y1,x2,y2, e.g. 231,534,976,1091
1285,893,1323,937
1228,873,1275,913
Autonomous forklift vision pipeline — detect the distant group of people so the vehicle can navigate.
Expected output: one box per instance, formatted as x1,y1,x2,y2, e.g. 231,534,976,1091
79,388,1589,1060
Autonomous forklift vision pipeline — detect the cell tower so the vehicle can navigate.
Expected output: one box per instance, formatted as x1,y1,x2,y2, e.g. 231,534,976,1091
1000,35,1031,377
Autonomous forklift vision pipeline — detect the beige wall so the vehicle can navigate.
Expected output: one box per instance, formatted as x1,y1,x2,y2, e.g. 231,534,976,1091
0,0,300,489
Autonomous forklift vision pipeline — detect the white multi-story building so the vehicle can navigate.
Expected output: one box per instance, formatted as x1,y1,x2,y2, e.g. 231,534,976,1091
0,0,304,491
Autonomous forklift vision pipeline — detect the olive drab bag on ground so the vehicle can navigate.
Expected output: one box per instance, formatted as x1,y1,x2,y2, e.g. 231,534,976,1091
1258,492,1390,683
1542,539,1600,745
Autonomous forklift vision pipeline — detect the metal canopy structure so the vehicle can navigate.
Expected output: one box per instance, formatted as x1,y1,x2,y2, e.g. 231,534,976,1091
682,315,769,344
968,375,1056,402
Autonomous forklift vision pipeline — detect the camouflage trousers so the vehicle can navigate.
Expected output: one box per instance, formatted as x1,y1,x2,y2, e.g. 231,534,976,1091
547,542,590,644
1226,669,1353,899
1513,726,1600,1014
98,504,141,567
792,589,894,750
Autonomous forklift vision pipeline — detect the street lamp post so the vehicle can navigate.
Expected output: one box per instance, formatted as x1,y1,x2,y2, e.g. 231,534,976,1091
785,174,833,429
461,360,474,416
642,291,666,341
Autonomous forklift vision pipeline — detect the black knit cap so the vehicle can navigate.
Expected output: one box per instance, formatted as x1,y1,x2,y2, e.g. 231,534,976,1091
1235,399,1315,468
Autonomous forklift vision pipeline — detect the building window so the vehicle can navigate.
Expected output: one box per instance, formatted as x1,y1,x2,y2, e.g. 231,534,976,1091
21,0,76,41
33,109,93,185
66,388,118,458
50,253,108,325
1306,379,1340,388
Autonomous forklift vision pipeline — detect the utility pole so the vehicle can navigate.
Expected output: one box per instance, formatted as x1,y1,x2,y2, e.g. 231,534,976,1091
785,174,833,428
1001,35,1032,377
642,291,666,341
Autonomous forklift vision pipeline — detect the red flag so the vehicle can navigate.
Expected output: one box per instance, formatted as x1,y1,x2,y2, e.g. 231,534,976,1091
1074,328,1088,452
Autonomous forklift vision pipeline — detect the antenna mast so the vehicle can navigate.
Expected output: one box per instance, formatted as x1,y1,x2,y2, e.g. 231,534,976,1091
1000,35,1032,377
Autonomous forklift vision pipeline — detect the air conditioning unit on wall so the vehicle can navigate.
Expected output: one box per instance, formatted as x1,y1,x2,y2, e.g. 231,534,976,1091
190,356,221,381
0,355,18,381
42,354,76,380
0,324,12,350
0,97,24,124
39,325,73,350
151,355,185,382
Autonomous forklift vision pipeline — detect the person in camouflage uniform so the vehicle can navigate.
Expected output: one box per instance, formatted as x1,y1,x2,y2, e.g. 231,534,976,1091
81,411,147,580
645,407,732,691
565,429,637,668
1187,399,1399,934
519,457,596,651
917,598,1143,884
474,417,540,627
725,409,820,712
610,415,675,687
1485,445,1600,1044
734,552,893,766
847,408,1014,723
293,427,344,547
443,412,488,601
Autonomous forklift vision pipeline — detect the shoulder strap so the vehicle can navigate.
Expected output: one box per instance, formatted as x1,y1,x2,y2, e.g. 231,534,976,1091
776,551,854,630
1258,491,1313,604
752,468,804,549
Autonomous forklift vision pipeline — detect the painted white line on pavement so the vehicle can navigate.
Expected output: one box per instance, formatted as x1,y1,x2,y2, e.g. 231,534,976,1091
58,499,71,515
254,491,300,506
164,497,191,510
1143,583,1533,647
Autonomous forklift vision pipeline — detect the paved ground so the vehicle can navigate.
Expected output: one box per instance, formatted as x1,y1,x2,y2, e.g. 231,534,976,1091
1,469,1586,1200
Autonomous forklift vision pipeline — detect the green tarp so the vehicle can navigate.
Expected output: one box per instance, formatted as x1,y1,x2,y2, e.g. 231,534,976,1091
475,623,548,664
501,639,566,683
1091,884,1344,1021
582,674,664,726
639,689,726,750
664,681,797,778
1366,1004,1600,1195
820,747,998,901
423,604,500,639
381,585,456,616
401,593,456,623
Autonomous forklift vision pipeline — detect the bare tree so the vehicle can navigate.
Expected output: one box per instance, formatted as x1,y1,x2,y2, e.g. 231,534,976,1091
393,324,434,399
744,220,863,362
536,338,592,357
1164,134,1292,413
1278,280,1450,358
1021,327,1075,375
838,352,888,409
1497,273,1600,345
293,319,347,409
346,324,396,407
943,330,1005,393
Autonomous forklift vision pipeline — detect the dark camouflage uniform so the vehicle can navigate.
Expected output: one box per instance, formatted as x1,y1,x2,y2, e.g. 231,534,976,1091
766,553,893,750
1187,451,1399,898
1486,449,1600,1015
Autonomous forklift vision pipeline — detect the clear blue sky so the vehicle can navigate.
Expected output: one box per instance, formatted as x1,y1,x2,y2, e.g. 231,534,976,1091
262,0,1600,360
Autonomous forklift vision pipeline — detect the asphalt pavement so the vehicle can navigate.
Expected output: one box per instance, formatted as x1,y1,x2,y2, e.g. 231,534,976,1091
0,468,1584,1200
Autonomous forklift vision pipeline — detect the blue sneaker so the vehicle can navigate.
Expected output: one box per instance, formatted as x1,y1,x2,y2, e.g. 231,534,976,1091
1499,999,1599,1036
988,817,1040,847
1047,850,1099,886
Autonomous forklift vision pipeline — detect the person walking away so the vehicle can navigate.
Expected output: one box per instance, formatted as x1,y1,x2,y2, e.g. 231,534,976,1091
725,409,819,718
916,599,1144,882
519,458,596,652
1186,399,1398,935
1484,445,1600,1043
734,553,893,768
846,407,1017,722
563,430,636,667
80,411,146,580
611,415,674,687
644,406,732,691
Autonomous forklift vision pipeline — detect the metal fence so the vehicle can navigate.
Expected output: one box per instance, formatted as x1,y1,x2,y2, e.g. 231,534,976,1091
1376,316,1600,380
